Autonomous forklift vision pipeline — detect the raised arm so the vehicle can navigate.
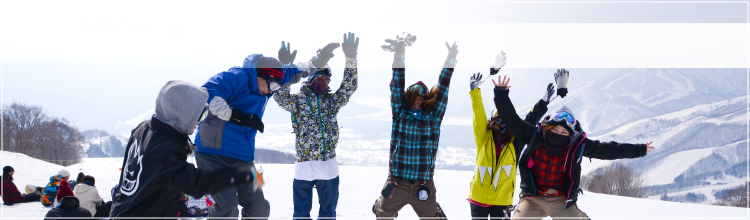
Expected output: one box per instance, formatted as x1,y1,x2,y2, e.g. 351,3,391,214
332,32,360,108
523,83,555,124
470,87,489,148
383,34,412,118
433,42,459,120
492,75,539,145
272,86,297,112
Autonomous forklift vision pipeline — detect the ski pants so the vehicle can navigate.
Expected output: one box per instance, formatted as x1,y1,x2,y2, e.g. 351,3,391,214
373,176,446,219
94,201,112,217
470,203,508,219
293,176,340,219
19,193,41,203
195,152,271,219
511,195,589,220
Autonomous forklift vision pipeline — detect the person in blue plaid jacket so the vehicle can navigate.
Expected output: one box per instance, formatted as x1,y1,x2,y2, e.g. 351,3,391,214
373,33,458,218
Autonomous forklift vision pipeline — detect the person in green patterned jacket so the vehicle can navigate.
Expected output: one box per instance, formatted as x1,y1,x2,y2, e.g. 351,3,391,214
273,32,359,219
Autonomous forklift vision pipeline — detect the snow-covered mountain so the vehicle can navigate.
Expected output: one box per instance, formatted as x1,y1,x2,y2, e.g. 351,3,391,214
81,129,128,158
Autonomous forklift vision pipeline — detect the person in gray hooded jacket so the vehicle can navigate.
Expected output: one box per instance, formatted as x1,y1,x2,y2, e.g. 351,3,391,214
110,80,260,218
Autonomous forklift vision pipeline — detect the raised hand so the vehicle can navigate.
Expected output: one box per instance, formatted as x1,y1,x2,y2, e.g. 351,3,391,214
542,83,555,102
646,141,655,154
278,41,297,65
554,69,570,98
342,32,360,59
470,72,483,91
382,33,416,54
490,52,507,75
492,75,511,90
445,41,459,58
312,43,341,68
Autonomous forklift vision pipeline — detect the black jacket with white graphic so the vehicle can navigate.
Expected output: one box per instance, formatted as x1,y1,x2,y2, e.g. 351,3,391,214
110,118,255,217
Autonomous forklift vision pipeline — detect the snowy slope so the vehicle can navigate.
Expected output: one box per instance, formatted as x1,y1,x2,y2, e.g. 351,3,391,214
1,151,747,219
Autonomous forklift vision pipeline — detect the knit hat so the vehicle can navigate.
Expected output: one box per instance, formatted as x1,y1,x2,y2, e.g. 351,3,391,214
490,109,499,120
545,105,579,136
3,166,13,175
58,169,70,178
255,56,284,84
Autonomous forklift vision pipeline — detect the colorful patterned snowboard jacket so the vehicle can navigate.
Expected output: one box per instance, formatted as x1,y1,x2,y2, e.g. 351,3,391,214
274,58,358,162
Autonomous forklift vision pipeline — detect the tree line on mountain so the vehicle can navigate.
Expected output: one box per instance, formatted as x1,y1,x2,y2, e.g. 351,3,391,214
2,103,83,166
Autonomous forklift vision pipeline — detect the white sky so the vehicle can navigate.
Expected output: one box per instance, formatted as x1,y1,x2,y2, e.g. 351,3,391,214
0,0,748,133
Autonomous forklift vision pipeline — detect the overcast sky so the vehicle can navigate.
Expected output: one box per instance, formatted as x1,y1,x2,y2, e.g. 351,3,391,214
1,0,748,135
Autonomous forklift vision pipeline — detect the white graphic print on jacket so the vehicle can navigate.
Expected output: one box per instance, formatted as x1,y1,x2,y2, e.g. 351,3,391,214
274,58,358,162
121,139,143,196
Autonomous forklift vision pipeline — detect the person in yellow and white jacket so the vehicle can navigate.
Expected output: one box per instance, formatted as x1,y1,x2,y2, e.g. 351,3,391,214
467,68,556,219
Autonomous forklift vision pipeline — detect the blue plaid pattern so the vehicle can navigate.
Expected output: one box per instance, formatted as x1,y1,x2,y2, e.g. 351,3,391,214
388,57,454,181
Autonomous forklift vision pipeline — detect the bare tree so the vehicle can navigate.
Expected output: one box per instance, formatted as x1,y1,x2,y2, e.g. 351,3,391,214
2,103,83,166
713,182,748,208
581,162,649,198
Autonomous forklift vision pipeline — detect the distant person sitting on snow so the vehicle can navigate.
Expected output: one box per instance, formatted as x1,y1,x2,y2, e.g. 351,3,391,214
273,33,359,219
1,166,43,205
110,80,259,218
74,175,111,217
194,42,323,219
466,67,560,219
40,169,71,207
372,34,455,218
68,172,84,190
44,196,92,219
54,173,75,207
491,74,655,220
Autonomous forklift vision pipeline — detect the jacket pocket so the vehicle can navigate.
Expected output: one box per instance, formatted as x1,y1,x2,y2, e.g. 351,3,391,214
199,112,226,150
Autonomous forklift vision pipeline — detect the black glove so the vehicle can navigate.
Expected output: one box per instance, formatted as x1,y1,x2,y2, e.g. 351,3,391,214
554,68,570,98
542,83,555,103
470,72,482,91
342,32,359,59
229,108,265,133
278,41,297,65
312,43,340,68
445,42,459,58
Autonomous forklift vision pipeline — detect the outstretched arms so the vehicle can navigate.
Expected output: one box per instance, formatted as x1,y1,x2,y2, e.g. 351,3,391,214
433,42,459,120
383,34,413,117
492,75,538,144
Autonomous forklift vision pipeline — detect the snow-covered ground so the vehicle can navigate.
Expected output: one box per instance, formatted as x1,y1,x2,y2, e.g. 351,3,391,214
1,151,748,219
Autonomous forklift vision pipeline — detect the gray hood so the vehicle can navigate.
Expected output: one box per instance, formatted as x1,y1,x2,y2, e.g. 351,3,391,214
153,80,209,135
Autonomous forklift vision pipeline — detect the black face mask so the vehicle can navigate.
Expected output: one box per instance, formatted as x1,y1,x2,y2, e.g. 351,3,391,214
544,131,570,155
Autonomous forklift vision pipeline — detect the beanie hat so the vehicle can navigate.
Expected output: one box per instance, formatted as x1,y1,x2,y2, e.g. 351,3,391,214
490,109,499,120
545,105,579,136
307,67,332,84
255,56,284,84
58,169,70,178
3,166,13,175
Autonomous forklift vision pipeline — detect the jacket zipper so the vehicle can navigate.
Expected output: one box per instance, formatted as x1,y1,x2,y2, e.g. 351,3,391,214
305,89,327,160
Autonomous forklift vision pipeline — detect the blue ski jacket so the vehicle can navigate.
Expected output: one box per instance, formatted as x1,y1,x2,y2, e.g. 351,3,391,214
196,54,301,161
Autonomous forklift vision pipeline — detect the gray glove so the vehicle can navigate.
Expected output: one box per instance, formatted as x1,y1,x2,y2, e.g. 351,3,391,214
312,43,340,68
342,32,360,59
382,33,416,54
278,41,297,65
542,83,555,102
554,69,570,98
470,72,483,91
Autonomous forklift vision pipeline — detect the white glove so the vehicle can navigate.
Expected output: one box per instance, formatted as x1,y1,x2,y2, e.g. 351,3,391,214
554,69,570,98
490,52,507,75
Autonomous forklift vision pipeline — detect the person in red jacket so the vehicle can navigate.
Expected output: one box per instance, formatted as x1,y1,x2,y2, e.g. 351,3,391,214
1,166,42,205
55,176,75,207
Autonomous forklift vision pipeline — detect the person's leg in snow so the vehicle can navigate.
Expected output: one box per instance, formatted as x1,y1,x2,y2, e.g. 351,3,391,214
196,153,240,217
512,196,589,220
236,162,270,219
315,176,339,218
293,179,315,218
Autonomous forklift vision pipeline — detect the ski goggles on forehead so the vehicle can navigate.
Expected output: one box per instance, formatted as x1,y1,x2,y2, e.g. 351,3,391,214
552,111,575,125
198,106,209,123
407,84,427,96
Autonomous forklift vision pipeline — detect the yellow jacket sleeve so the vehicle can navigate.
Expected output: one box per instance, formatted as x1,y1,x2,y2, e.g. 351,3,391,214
470,88,489,149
